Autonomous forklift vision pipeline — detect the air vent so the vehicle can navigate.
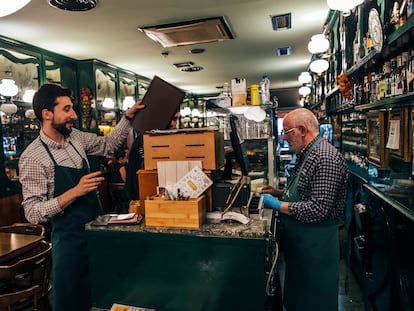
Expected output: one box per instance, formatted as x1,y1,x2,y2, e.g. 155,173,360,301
277,47,291,56
173,62,195,68
48,0,97,11
271,13,291,31
138,17,234,48
181,66,203,72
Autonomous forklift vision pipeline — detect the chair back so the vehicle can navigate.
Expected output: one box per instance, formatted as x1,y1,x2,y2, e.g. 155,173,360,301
0,240,52,310
0,223,45,236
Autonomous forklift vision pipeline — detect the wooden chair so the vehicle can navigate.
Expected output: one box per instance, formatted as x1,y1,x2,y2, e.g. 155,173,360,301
0,239,52,310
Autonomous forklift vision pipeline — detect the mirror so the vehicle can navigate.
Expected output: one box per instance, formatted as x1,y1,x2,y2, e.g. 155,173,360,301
95,68,116,107
0,48,39,101
120,75,136,111
45,59,61,84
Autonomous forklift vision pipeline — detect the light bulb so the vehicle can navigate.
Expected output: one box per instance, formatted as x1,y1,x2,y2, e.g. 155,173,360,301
298,86,311,96
298,72,312,84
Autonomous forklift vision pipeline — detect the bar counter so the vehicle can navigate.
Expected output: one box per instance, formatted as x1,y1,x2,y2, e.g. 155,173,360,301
86,210,277,311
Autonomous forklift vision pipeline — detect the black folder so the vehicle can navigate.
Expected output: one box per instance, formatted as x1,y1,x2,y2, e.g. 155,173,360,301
131,75,185,133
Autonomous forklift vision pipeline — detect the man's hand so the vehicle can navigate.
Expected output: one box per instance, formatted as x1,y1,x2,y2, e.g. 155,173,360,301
124,102,145,120
261,185,284,198
261,193,282,211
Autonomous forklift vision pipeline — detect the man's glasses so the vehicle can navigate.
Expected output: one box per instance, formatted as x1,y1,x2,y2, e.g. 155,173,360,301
282,127,297,135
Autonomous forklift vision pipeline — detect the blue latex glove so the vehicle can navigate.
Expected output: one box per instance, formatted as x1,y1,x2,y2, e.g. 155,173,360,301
261,193,281,211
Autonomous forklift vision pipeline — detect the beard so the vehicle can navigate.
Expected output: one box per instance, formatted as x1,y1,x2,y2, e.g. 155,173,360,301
52,119,74,137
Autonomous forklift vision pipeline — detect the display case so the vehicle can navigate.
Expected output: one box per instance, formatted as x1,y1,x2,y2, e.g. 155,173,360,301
367,110,388,167
341,110,368,178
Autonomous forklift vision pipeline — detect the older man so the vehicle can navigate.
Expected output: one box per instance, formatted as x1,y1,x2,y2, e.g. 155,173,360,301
261,108,348,311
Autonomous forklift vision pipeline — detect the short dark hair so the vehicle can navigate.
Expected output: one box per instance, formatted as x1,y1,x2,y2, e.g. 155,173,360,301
32,84,73,122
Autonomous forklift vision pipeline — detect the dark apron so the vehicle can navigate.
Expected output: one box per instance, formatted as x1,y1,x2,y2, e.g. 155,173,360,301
42,141,101,311
281,137,339,311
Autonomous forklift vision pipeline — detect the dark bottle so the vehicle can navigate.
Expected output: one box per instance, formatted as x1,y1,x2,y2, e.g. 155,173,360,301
409,48,414,92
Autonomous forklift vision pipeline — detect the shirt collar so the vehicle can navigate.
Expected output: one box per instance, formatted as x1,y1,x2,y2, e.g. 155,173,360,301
40,129,72,149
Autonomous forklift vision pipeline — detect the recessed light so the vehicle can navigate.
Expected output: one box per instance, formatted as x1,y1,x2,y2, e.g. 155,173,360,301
271,13,292,31
277,47,291,56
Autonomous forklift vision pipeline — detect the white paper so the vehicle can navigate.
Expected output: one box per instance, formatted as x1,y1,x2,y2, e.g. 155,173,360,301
174,166,213,198
386,119,400,150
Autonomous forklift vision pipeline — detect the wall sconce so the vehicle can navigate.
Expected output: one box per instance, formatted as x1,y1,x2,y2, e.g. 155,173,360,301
102,98,115,109
298,72,312,84
307,34,330,54
0,0,31,17
310,59,329,74
0,79,18,115
122,96,135,111
327,0,363,14
298,86,311,96
23,89,36,103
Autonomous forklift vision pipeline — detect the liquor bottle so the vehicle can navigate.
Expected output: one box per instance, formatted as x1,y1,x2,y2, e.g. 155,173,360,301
390,58,397,96
390,1,400,31
384,61,392,97
378,64,387,99
408,48,414,92
260,75,270,105
363,75,370,104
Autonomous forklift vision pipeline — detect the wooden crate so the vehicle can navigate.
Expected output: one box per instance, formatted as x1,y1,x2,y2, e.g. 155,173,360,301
145,195,206,229
143,130,224,170
138,169,213,215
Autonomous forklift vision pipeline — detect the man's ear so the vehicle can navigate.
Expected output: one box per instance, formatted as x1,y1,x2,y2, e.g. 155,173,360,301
41,109,53,121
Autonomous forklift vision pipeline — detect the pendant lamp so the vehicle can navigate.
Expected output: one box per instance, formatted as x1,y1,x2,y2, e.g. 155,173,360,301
0,0,31,17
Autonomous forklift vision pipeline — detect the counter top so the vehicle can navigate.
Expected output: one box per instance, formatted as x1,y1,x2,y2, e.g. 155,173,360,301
364,183,414,222
86,209,274,240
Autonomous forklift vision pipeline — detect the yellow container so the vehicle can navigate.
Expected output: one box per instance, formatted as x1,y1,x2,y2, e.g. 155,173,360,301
250,84,260,105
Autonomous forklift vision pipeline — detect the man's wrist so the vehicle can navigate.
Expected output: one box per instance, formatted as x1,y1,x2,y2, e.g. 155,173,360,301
124,114,133,121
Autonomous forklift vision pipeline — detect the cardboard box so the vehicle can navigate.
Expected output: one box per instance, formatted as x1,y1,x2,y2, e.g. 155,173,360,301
145,195,206,229
143,130,224,170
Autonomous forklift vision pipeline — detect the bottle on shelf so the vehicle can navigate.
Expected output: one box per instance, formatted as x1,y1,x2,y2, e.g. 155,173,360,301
408,48,414,92
260,75,270,105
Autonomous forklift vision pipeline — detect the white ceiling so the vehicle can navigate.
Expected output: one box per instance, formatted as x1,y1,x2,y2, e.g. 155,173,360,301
0,0,330,95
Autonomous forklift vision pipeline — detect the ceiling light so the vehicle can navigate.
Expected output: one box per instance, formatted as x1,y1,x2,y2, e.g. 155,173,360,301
327,0,363,13
308,34,329,54
298,72,312,84
0,0,31,17
298,86,311,96
310,59,329,74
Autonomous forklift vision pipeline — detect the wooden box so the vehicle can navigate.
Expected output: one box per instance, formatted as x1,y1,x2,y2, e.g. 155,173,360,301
138,169,213,215
145,195,206,229
143,130,224,170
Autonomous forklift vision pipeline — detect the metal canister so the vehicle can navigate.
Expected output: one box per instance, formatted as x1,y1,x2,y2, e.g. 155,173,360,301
250,84,260,105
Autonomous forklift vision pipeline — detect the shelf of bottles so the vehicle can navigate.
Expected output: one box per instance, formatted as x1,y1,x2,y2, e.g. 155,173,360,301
341,111,368,179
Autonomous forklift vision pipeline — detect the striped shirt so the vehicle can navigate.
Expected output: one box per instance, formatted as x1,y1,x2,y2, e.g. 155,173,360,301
19,118,131,224
287,137,348,223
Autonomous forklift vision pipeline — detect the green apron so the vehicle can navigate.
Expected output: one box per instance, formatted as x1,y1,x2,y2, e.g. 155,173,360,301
42,141,101,311
281,137,339,311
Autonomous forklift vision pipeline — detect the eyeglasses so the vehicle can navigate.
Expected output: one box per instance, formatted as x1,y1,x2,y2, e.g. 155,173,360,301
282,127,297,135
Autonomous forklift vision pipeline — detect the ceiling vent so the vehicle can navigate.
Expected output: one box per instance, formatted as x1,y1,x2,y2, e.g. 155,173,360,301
138,17,234,48
271,13,291,31
48,0,97,11
277,47,291,56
